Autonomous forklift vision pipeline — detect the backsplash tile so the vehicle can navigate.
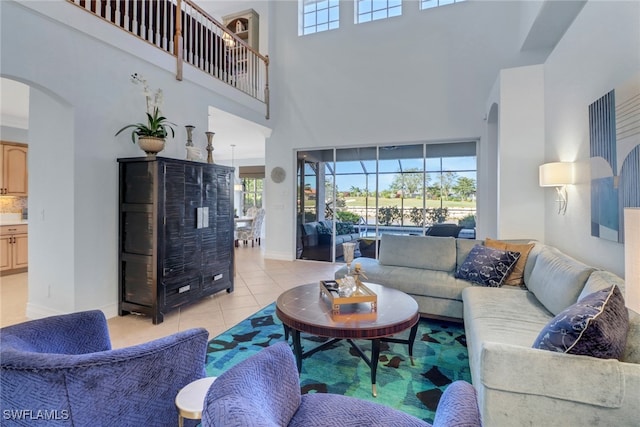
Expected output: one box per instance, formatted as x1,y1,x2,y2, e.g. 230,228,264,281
0,197,27,213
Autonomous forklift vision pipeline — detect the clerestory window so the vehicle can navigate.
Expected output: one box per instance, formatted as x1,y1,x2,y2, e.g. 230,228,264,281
356,0,402,24
300,0,340,35
420,0,466,11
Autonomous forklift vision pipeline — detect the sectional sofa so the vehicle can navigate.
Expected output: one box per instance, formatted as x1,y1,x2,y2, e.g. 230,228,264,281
335,233,640,426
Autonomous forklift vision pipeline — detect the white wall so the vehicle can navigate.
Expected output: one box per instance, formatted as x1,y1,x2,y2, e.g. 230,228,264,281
27,87,76,316
0,126,27,143
542,0,640,276
1,0,270,317
265,0,549,259
492,65,546,241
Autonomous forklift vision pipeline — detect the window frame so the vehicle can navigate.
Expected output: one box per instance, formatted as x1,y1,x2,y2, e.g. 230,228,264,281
355,0,403,24
420,0,466,11
300,0,340,36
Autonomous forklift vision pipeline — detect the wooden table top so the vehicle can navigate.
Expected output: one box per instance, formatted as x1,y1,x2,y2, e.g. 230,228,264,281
276,282,419,340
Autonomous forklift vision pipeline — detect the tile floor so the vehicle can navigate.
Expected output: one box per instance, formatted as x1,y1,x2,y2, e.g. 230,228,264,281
0,245,342,348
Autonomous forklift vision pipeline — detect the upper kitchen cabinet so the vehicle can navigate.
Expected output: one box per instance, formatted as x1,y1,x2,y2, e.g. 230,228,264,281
1,142,28,196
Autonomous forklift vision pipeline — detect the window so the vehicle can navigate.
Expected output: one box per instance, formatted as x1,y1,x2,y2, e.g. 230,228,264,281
296,142,477,263
420,0,466,11
300,0,339,35
356,0,402,24
242,178,263,215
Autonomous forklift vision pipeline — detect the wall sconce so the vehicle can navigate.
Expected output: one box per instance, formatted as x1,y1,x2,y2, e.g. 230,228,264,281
539,162,575,215
625,208,640,315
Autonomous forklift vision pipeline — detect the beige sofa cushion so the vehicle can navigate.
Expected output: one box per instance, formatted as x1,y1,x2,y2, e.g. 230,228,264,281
527,246,595,315
378,234,456,272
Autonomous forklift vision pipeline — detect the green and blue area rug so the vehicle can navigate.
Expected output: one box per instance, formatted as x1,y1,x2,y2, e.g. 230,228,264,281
205,303,471,423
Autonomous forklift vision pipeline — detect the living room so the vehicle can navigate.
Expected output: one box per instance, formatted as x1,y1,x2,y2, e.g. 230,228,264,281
1,0,638,425
1,0,636,317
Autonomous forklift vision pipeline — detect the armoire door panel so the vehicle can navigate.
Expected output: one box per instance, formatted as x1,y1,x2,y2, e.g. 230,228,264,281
118,157,234,324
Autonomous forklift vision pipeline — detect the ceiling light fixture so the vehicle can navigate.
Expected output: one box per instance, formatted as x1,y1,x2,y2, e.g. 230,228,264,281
231,144,243,192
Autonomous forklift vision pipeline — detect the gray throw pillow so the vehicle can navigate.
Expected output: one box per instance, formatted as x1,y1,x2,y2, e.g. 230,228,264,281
533,285,629,360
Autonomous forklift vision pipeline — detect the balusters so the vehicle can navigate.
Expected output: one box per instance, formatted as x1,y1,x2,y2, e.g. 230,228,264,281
168,0,174,53
123,0,129,31
162,0,168,50
132,0,138,35
66,0,269,107
105,0,111,22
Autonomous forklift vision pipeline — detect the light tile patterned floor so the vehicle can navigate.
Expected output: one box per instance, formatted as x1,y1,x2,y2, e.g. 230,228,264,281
0,245,342,348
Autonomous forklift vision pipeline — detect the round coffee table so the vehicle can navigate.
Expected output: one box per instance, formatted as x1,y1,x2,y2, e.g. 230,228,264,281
276,282,419,396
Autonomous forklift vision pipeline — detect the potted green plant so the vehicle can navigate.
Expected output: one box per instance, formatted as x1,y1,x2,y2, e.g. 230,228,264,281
115,73,176,157
115,106,176,156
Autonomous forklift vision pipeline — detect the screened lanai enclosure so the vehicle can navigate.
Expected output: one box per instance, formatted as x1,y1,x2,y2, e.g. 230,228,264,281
296,142,477,262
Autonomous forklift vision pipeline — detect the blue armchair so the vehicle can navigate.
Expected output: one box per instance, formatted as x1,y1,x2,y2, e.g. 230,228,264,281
202,341,481,427
1,310,208,426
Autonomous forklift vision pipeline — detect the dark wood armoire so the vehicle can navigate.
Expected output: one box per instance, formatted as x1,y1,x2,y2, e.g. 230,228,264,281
117,157,234,324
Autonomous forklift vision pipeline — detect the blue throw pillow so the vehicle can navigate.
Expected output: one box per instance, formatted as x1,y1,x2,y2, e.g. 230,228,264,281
533,285,629,360
455,244,520,287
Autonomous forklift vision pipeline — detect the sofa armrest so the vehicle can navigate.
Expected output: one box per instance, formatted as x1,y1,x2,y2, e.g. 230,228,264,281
432,381,481,427
0,310,111,355
302,233,318,247
1,327,209,426
481,341,625,408
203,342,302,426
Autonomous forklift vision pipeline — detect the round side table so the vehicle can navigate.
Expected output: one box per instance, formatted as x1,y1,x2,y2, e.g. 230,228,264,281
175,376,217,426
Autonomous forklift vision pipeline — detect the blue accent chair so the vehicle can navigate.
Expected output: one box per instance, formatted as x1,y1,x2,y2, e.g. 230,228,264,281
202,341,481,427
1,310,208,426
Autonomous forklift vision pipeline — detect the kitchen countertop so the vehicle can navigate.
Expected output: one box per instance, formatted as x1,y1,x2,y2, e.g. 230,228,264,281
0,220,28,226
0,214,28,226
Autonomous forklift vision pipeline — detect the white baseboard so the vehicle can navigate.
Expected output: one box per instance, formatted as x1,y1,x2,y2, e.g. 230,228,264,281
100,302,119,319
25,303,66,320
25,302,119,320
263,250,294,261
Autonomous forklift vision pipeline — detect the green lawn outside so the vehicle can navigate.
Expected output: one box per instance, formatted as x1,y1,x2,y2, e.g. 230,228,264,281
301,197,476,224
342,197,476,210
303,197,475,209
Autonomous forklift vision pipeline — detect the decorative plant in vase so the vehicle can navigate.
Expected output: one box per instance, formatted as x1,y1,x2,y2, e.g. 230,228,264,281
115,73,176,157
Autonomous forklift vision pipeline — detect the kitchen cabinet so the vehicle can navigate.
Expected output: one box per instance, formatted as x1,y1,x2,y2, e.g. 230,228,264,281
117,157,235,324
0,142,28,196
0,224,28,274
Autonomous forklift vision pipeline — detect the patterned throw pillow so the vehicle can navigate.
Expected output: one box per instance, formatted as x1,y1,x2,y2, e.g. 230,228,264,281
316,223,332,235
336,222,354,235
454,244,520,287
532,285,629,360
484,238,535,287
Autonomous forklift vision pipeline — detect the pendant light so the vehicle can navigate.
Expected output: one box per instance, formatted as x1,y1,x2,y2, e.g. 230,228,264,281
231,144,244,192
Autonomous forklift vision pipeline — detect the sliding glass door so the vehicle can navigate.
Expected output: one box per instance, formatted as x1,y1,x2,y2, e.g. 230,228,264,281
296,141,477,262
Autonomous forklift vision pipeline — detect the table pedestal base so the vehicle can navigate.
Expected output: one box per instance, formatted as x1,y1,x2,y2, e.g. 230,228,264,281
283,322,419,397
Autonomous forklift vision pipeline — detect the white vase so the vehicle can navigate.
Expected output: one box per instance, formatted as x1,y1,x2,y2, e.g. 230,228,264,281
138,136,165,157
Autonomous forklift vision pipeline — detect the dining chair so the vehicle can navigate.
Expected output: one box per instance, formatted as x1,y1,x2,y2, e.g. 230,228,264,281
236,208,265,247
